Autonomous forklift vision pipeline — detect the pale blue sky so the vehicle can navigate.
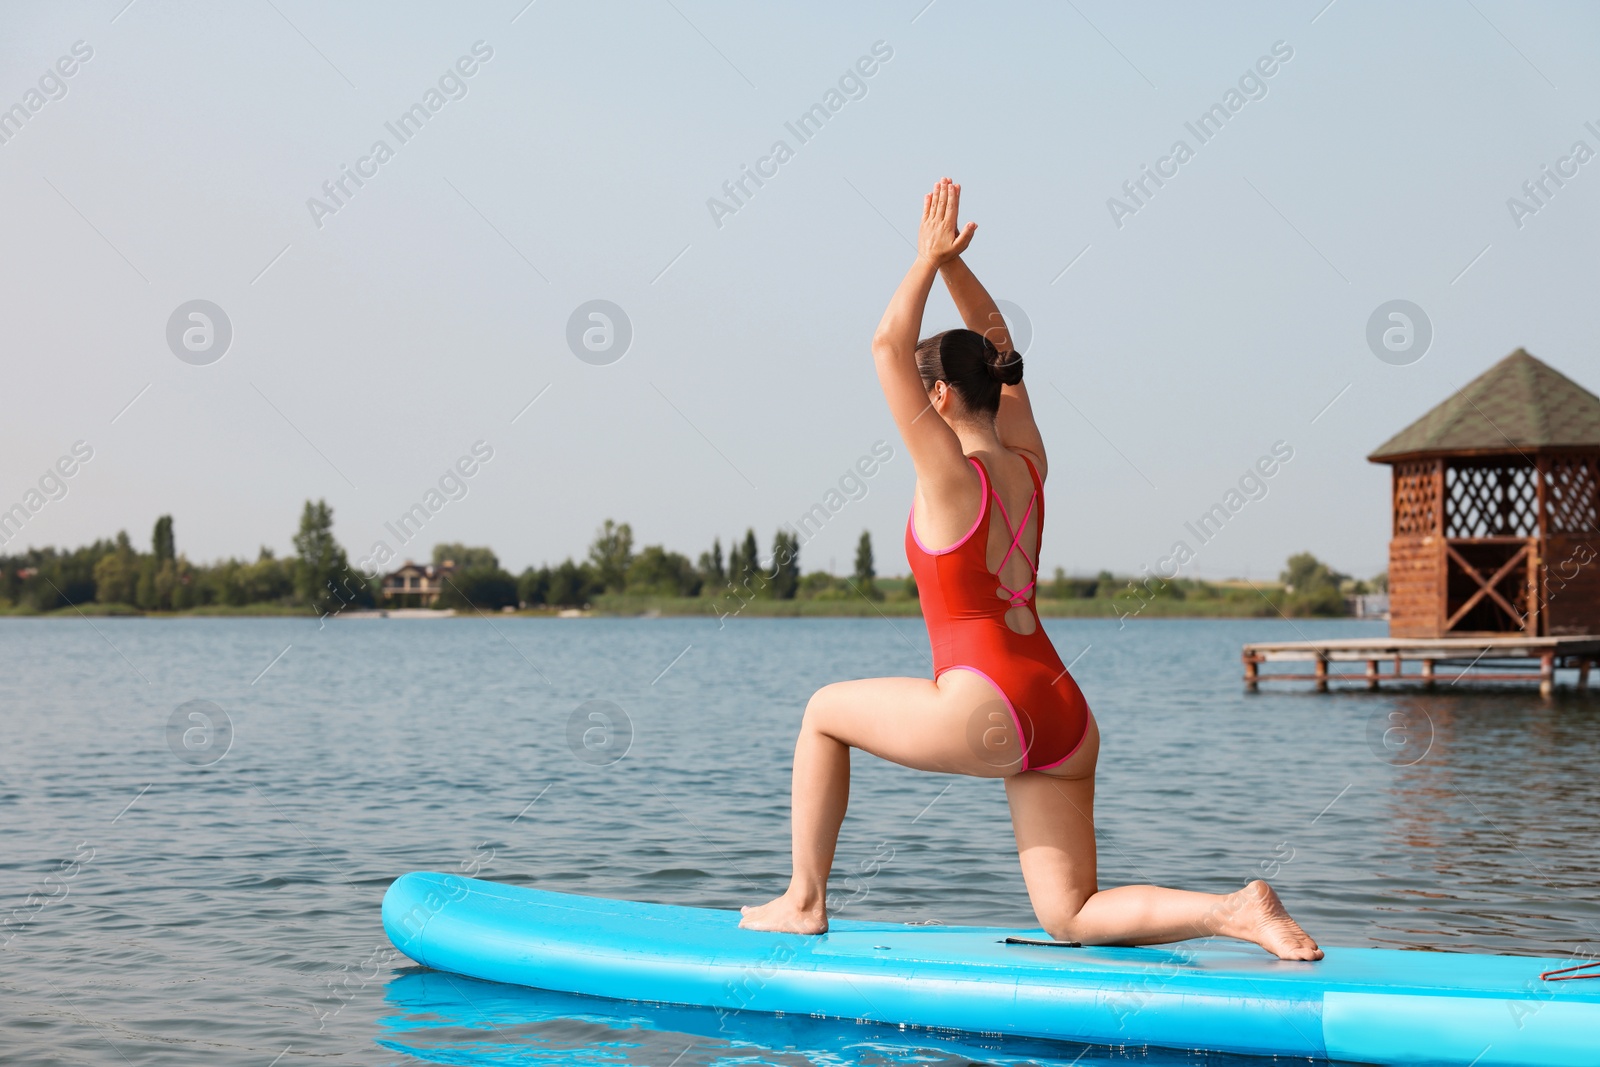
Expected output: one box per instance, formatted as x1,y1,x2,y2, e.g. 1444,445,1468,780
2,0,1597,580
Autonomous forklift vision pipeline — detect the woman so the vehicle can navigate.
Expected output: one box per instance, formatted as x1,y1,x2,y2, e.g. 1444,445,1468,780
740,178,1322,960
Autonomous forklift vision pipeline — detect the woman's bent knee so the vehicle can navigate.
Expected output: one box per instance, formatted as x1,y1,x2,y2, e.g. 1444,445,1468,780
803,684,832,719
802,683,847,736
1039,901,1090,943
1040,913,1079,943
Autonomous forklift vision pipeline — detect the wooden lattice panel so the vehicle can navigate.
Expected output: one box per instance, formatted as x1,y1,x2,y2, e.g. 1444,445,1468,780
1543,456,1599,536
1393,461,1440,537
1445,463,1538,538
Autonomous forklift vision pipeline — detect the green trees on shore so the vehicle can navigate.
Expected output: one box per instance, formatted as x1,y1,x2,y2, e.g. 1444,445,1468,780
852,531,880,600
0,503,373,613
0,509,890,613
294,501,372,614
0,508,1376,619
1040,552,1378,618
432,543,518,611
1279,552,1349,617
511,522,824,609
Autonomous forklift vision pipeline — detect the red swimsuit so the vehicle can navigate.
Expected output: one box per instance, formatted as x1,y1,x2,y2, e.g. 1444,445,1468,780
905,453,1091,772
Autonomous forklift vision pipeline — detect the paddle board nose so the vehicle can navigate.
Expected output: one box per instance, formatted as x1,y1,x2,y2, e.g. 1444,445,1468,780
383,871,473,965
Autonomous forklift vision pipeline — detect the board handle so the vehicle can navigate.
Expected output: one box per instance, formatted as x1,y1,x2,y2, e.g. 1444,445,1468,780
1540,960,1600,981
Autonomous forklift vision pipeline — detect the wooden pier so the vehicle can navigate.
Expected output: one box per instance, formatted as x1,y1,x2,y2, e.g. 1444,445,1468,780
1242,636,1600,696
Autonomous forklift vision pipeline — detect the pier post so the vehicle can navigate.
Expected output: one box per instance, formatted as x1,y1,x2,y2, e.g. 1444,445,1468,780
1314,654,1329,693
1421,660,1435,689
1580,659,1592,693
1366,659,1379,690
1539,652,1555,698
1243,653,1259,692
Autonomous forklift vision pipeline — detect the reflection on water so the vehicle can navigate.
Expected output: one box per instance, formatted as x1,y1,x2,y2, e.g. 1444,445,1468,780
0,616,1595,1064
1367,691,1600,953
379,969,1358,1067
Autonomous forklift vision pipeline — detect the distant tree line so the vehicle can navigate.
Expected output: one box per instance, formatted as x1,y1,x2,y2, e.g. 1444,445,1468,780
1,505,1372,619
1043,551,1376,618
0,510,892,613
506,522,885,609
0,500,375,614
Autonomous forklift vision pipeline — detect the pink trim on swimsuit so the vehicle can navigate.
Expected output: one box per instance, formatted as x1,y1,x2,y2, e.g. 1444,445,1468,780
1026,709,1095,771
936,663,1037,772
907,456,989,556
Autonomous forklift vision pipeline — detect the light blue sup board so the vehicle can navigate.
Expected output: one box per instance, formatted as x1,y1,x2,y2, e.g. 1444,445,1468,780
382,872,1599,1066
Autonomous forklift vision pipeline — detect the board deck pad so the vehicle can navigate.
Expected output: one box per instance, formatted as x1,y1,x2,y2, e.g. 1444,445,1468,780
382,872,1600,1066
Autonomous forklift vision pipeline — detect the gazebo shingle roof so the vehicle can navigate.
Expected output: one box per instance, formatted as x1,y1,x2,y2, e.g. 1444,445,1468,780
1369,349,1600,462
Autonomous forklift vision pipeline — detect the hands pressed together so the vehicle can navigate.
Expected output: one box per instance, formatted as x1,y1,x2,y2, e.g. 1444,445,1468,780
917,177,976,268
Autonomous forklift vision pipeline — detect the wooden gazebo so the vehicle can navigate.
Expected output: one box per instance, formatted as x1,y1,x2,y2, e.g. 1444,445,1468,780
1368,349,1600,639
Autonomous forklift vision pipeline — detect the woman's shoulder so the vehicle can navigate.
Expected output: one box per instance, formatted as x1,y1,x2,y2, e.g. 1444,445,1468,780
1006,446,1046,483
969,446,1043,480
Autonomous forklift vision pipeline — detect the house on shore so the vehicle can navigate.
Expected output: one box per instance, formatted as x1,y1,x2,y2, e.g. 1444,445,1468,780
381,560,455,608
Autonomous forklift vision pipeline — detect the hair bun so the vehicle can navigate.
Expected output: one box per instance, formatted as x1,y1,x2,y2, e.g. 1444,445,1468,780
986,349,1024,386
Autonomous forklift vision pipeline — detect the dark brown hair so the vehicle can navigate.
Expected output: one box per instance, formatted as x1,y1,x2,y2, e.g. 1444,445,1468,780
913,328,1024,416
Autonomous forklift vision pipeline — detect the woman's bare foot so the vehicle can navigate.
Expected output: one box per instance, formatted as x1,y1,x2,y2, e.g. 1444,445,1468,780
739,891,828,934
1216,880,1323,960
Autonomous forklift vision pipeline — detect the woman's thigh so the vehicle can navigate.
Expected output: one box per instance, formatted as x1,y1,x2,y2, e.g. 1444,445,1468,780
1005,763,1100,924
1004,715,1100,924
804,672,1022,779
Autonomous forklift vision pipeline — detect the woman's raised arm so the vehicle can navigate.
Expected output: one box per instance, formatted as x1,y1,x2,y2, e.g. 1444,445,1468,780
872,181,973,489
939,255,1048,480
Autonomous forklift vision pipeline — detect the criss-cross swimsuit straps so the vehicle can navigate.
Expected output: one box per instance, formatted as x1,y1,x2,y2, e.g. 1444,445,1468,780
988,470,1038,608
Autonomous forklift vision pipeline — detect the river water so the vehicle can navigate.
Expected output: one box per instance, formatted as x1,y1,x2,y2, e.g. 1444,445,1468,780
2,616,1596,1065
